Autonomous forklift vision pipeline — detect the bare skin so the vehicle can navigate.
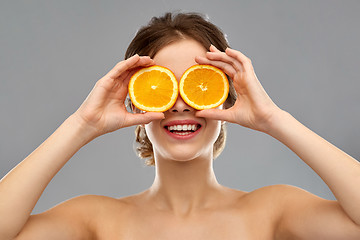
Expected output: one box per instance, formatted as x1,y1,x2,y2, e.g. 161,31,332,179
1,39,360,240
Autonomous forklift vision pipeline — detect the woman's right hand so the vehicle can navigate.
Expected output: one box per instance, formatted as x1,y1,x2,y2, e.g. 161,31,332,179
72,54,164,139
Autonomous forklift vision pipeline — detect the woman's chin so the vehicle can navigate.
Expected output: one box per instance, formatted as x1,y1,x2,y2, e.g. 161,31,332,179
155,149,211,164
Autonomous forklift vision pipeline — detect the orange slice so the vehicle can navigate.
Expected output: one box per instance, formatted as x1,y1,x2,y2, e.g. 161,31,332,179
128,65,178,112
179,65,229,110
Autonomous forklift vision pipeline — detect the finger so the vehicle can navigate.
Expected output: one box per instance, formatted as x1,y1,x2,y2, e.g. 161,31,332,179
206,51,243,73
106,55,154,80
117,74,132,99
118,57,155,83
131,56,155,69
106,54,140,79
125,112,164,126
197,45,243,76
195,108,235,123
225,48,254,72
209,44,222,52
195,55,237,77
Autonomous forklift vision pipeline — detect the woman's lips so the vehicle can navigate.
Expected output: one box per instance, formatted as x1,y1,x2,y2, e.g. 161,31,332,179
163,120,202,140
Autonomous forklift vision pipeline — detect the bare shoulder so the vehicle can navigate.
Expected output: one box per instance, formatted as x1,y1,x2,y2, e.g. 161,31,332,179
234,185,315,227
246,183,308,195
15,194,131,240
239,184,306,203
247,185,360,239
63,194,136,236
242,184,321,203
240,184,327,218
246,183,333,213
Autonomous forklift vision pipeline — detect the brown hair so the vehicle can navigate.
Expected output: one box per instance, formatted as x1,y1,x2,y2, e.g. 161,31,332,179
125,12,237,166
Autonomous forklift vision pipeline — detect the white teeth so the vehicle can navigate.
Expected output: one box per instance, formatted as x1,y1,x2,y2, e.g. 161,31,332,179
167,124,199,132
174,132,191,135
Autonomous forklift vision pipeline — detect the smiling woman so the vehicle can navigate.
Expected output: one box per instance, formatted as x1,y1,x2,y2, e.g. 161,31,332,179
1,11,360,240
143,39,224,165
127,13,236,166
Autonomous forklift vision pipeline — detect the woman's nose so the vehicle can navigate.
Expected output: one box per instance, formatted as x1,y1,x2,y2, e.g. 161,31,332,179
168,95,193,113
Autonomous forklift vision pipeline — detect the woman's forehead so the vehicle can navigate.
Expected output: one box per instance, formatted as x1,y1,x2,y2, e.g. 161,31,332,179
153,39,207,79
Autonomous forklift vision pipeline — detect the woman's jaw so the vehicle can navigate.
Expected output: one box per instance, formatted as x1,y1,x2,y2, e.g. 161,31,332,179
144,109,221,163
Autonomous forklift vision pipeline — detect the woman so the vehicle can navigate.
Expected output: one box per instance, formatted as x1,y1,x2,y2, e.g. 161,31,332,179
1,12,360,239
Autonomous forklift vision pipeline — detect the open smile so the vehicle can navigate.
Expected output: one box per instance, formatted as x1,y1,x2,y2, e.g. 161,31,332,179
164,120,202,139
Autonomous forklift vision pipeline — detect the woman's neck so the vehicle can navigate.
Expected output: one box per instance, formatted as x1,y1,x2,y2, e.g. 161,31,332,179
146,155,223,216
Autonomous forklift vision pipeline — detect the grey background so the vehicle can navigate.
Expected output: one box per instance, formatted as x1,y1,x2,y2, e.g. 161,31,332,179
1,1,359,214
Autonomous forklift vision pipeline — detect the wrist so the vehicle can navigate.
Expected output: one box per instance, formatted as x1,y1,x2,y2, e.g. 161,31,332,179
262,108,294,138
66,114,99,146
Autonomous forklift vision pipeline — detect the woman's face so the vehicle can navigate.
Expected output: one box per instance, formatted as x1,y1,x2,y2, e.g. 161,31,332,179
144,39,222,163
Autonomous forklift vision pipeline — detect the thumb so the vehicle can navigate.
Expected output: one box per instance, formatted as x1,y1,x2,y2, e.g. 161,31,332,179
126,112,165,126
195,108,232,122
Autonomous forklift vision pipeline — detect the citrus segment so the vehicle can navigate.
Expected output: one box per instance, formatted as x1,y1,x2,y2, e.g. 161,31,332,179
128,65,178,112
179,65,229,110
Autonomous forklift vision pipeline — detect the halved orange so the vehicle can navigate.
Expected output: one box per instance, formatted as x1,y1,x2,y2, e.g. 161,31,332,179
128,65,178,112
179,65,229,110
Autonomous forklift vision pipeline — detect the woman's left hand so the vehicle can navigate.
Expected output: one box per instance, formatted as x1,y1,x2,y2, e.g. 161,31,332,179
195,45,282,133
